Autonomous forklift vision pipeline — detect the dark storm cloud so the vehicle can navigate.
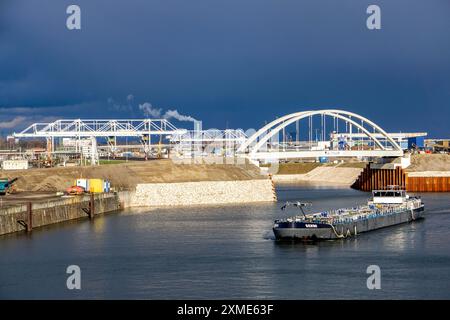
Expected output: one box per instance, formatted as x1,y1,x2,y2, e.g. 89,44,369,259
0,0,449,136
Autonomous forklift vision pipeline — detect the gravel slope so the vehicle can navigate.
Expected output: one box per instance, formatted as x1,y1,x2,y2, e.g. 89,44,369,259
1,159,263,192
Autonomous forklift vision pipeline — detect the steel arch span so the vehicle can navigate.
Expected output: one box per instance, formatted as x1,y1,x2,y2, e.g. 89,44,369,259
238,109,403,160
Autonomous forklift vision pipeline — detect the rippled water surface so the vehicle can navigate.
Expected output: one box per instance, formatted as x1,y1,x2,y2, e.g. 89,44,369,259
1,186,450,299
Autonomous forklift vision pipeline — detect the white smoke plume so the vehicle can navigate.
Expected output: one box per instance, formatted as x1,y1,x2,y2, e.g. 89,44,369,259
163,109,197,122
109,95,197,123
107,96,133,112
139,102,162,118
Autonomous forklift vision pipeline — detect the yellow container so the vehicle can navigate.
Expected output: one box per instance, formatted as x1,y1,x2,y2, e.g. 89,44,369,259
89,179,104,193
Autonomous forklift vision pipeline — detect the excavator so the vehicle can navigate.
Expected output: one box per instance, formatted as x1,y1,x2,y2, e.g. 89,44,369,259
0,177,19,196
66,185,85,195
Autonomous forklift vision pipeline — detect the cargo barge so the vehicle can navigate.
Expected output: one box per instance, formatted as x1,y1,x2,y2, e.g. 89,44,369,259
273,187,425,240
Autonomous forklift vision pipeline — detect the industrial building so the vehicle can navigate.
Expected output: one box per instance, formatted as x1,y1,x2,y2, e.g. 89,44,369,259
1,160,29,170
426,139,450,153
329,132,427,150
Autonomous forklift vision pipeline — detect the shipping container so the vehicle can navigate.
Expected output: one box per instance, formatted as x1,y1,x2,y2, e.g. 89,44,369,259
75,179,89,191
2,160,29,170
89,179,104,193
103,180,111,192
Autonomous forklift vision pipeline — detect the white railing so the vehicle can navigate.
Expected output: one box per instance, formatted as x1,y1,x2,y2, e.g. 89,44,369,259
14,119,187,138
170,129,247,143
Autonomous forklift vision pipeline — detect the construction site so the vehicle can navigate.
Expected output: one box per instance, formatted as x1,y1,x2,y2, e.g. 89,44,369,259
0,112,449,194
0,110,449,236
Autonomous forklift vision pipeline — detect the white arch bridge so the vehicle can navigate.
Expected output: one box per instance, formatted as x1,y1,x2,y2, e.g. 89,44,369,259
237,109,404,161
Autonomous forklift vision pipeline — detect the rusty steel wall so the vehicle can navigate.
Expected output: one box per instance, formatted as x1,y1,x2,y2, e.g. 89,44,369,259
352,165,450,192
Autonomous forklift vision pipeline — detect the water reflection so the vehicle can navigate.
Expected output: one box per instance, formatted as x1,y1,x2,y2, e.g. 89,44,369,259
0,187,449,299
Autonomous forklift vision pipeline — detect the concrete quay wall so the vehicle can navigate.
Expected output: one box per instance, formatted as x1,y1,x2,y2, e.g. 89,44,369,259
1,179,276,235
0,193,120,236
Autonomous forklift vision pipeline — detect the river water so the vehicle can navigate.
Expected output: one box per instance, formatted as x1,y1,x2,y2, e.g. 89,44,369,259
1,186,450,299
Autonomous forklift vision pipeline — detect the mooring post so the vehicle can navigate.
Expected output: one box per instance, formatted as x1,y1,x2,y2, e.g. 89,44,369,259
89,193,95,219
26,202,32,232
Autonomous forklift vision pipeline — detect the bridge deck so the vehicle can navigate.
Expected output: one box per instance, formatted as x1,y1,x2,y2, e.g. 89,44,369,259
246,150,403,160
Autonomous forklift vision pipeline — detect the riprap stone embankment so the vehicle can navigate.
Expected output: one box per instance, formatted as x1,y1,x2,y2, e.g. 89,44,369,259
129,179,277,207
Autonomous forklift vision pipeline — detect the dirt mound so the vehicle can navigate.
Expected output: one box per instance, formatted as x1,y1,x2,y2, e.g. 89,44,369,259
1,159,263,192
32,175,72,192
406,154,450,172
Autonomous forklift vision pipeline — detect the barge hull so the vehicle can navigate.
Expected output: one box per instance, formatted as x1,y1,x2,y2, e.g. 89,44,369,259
273,206,425,240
